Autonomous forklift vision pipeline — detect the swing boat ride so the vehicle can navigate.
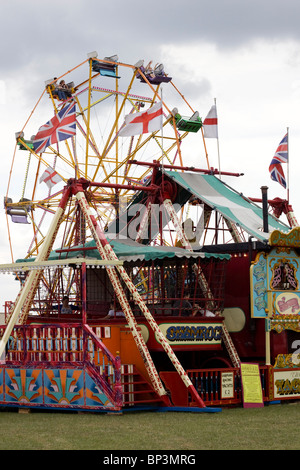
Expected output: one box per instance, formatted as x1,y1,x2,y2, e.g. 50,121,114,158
0,52,300,413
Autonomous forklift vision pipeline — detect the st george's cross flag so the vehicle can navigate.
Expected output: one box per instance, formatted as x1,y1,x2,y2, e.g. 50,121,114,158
269,133,288,188
119,102,163,137
39,166,62,188
203,104,218,138
33,101,76,154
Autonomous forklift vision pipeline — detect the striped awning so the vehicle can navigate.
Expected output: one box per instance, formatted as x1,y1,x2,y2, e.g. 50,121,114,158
165,171,290,242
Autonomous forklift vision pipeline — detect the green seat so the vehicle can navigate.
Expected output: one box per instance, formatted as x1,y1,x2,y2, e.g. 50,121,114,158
175,112,202,133
17,138,34,151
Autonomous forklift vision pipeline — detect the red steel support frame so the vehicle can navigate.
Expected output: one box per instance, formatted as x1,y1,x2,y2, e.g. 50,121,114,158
1,177,207,408
127,159,243,177
72,178,206,408
161,191,241,369
82,262,87,324
72,181,170,404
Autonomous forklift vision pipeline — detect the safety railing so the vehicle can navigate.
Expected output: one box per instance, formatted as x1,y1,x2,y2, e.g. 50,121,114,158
188,366,271,406
0,323,122,406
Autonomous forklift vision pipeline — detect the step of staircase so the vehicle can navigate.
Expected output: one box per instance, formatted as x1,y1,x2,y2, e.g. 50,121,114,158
121,364,166,407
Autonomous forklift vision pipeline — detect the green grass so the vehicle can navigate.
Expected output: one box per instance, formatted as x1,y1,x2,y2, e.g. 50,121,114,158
1,402,300,450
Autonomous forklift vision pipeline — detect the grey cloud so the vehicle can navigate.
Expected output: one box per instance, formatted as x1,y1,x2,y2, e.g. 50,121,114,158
2,0,300,111
3,0,300,78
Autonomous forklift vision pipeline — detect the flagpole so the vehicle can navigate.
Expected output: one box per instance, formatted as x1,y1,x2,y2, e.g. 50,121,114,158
161,87,165,247
287,126,289,204
161,86,164,170
215,98,221,178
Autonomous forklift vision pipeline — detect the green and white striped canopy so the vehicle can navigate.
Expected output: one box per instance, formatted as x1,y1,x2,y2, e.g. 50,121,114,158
165,171,290,242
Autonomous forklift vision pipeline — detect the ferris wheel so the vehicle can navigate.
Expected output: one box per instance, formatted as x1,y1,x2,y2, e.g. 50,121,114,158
5,52,207,262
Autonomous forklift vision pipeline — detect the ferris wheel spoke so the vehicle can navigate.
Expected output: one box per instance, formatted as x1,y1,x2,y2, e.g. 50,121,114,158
91,71,139,182
74,96,103,178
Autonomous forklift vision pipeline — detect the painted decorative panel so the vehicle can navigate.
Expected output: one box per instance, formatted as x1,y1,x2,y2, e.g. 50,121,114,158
44,369,84,406
0,366,116,411
5,368,43,404
85,372,114,408
251,248,300,319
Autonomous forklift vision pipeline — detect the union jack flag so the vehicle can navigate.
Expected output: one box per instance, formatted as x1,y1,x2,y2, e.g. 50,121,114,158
269,133,288,188
271,133,288,164
269,162,286,188
33,102,76,154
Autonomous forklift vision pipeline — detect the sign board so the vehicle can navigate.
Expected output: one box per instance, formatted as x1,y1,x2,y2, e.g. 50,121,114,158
221,371,234,400
273,369,300,400
156,322,223,346
240,363,264,408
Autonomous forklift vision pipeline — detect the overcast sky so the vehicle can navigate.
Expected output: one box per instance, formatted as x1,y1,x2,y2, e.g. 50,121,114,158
1,0,300,306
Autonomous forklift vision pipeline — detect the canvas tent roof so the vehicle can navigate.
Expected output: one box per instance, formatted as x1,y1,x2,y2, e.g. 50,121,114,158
15,237,230,266
106,238,230,262
165,171,290,242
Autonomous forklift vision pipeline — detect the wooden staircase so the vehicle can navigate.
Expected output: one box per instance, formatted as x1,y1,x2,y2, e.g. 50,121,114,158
121,364,168,407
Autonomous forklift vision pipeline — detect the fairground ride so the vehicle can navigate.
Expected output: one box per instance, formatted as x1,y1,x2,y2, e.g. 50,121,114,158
0,53,299,413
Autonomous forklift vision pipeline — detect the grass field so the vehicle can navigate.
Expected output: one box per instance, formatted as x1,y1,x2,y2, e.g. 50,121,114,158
0,401,300,451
